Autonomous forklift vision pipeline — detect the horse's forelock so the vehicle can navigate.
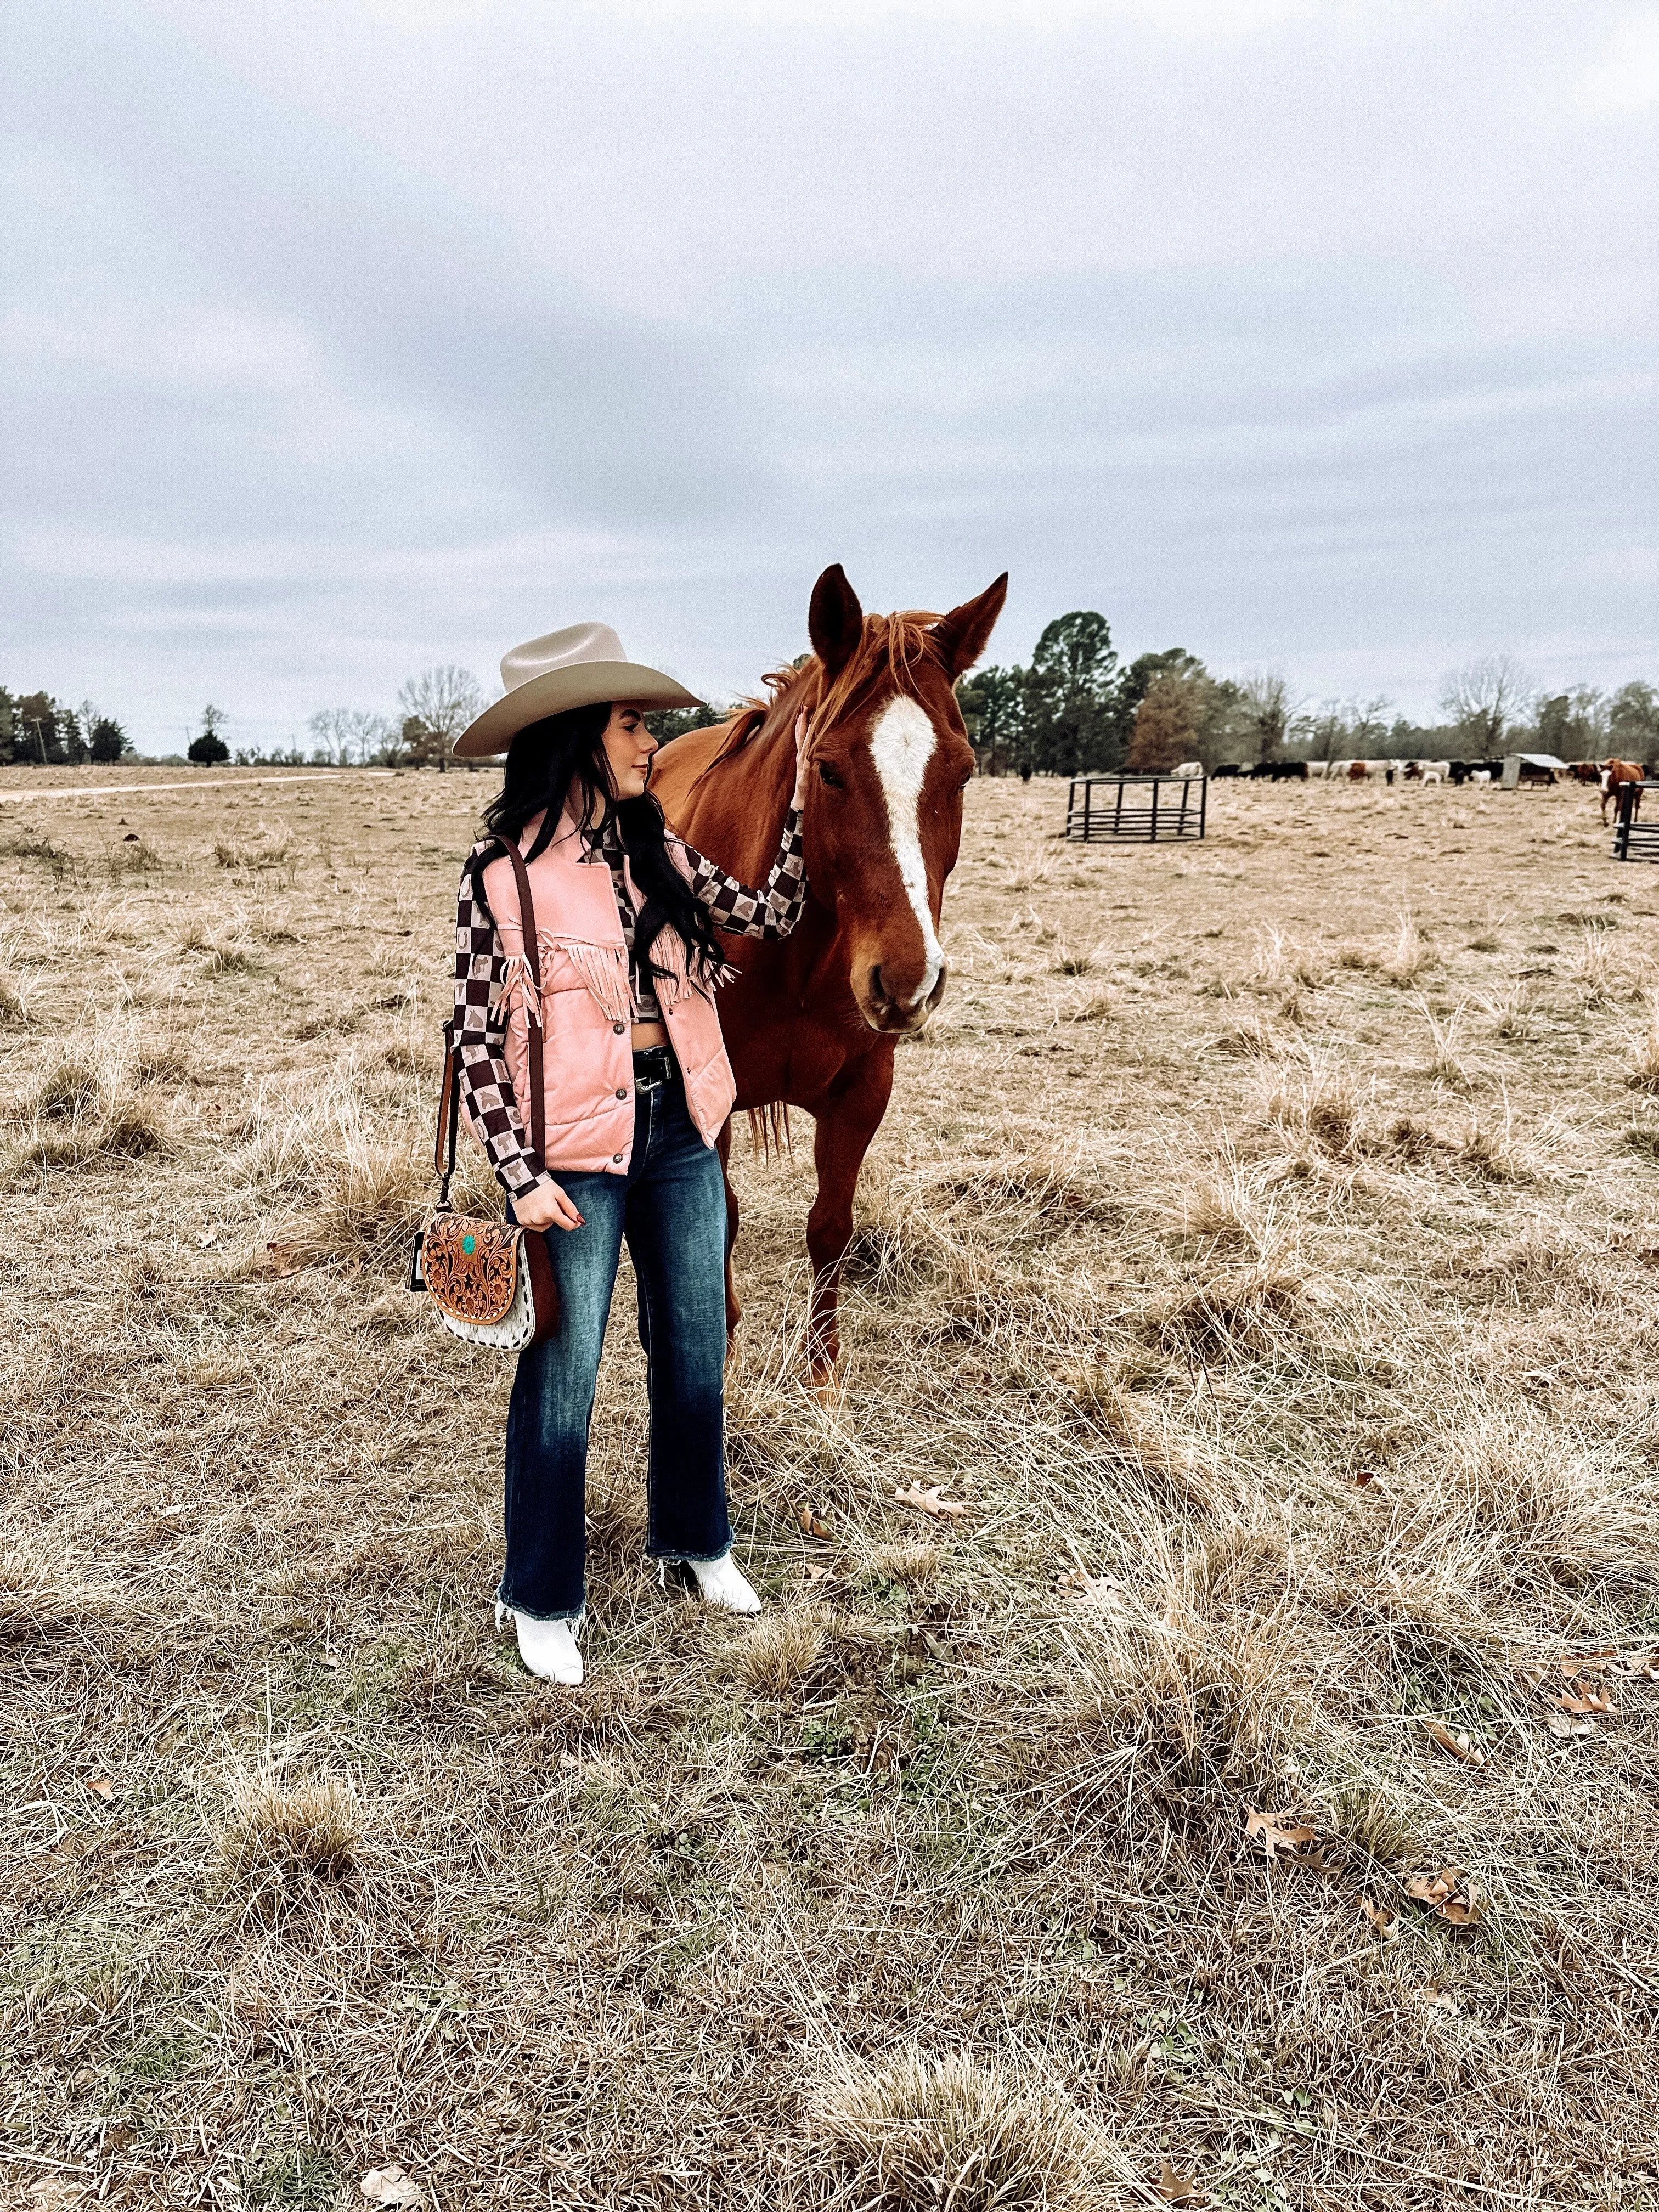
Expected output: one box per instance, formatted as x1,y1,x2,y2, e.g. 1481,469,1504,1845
756,608,947,746
686,610,955,800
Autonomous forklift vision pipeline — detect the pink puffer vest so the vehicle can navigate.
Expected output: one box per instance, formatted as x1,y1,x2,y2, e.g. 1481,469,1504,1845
478,809,736,1176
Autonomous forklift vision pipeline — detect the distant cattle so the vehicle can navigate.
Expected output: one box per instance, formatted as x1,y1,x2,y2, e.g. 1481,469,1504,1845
1250,760,1308,781
1601,759,1646,824
1171,760,1204,779
1568,761,1601,784
1211,763,1243,778
1448,759,1505,785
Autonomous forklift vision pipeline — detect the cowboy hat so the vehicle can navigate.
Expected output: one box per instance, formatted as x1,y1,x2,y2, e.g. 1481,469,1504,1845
454,621,699,759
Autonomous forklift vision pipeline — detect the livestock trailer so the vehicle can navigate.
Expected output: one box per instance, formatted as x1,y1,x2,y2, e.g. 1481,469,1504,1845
1065,772,1206,843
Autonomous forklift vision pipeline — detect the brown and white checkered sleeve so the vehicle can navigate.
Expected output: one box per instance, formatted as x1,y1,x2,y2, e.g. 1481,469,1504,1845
452,846,556,1201
677,804,806,939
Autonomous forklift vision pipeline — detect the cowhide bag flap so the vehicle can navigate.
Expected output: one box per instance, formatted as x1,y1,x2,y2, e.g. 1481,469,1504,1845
409,839,560,1352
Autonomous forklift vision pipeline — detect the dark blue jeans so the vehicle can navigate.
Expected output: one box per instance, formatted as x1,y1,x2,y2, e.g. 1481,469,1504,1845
499,1069,731,1622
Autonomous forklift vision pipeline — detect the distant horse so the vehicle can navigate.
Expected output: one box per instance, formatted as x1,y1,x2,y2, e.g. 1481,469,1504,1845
1601,759,1645,824
651,563,1007,1378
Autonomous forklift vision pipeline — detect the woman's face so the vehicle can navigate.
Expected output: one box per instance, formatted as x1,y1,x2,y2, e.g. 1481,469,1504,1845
600,702,657,800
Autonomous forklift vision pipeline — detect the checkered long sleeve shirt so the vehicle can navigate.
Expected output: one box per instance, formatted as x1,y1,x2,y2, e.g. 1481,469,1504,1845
452,808,806,1198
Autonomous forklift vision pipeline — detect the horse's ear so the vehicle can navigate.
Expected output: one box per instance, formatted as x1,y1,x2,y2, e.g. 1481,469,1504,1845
930,574,1009,678
808,564,864,679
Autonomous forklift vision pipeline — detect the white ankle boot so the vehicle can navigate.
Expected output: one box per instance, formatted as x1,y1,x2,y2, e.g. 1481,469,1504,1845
497,1602,583,1685
685,1554,763,1615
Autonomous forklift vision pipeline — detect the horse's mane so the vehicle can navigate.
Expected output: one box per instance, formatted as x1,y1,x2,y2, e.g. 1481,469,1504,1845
689,609,945,792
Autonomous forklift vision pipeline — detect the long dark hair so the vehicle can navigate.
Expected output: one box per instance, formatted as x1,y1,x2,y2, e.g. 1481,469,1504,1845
480,702,723,986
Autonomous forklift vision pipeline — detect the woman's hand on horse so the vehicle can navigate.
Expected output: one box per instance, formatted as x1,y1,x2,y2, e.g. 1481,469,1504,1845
793,713,810,799
516,1179,585,1233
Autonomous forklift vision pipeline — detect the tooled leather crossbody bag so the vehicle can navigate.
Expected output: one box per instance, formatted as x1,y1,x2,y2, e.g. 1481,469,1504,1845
408,839,561,1352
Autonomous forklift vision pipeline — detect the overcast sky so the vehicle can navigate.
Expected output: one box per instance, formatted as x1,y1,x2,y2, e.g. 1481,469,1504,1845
4,0,1656,754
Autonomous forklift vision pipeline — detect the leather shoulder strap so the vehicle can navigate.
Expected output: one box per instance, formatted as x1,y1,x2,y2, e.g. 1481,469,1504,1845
499,838,548,1171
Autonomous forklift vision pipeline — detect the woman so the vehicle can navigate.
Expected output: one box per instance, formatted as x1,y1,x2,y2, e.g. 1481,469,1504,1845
450,620,808,1686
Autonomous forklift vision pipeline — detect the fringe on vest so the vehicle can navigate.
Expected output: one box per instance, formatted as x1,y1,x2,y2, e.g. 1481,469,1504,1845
499,930,734,1030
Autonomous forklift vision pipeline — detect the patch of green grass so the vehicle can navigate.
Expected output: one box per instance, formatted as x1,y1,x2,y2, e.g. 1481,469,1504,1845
121,2026,203,2083
242,2143,343,2208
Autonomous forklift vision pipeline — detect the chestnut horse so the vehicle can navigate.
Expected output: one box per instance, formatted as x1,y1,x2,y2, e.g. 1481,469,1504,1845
651,563,1007,1376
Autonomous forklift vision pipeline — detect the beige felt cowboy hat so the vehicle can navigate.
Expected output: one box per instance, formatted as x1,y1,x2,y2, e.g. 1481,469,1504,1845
455,621,699,759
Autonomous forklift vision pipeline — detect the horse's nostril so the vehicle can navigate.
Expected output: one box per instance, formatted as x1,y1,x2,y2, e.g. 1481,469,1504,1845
869,964,884,1004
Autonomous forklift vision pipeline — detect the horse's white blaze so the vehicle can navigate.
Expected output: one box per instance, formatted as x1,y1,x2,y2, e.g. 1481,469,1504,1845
868,696,944,1005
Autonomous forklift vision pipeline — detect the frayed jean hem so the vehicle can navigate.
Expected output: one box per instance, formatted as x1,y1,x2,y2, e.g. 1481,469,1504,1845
496,1587,586,1628
649,1542,733,1566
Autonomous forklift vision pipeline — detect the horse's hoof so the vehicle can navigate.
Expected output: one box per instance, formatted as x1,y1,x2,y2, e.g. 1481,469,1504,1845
807,1353,841,1403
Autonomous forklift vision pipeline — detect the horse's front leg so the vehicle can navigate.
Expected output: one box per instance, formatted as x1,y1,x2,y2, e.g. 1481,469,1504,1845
805,1048,895,1383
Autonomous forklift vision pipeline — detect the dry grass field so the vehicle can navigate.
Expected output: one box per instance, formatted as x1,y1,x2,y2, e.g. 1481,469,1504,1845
4,763,1659,2211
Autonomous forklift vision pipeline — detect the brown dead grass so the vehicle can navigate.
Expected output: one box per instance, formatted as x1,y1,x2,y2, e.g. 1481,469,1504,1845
2,766,1658,2209
816,2050,1113,2211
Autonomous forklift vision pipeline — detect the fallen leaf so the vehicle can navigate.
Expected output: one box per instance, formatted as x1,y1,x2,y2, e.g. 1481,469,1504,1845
1352,1468,1379,1488
1056,1566,1125,1607
1403,1866,1484,1926
802,1563,828,1585
1243,1807,1318,1859
1616,1647,1659,1680
894,1483,969,1520
1554,1687,1616,1717
1423,1718,1486,1767
1360,1896,1398,1939
1547,1711,1595,1738
1155,2155,1206,2205
794,1505,831,1539
84,1775,114,1802
361,2169,424,2209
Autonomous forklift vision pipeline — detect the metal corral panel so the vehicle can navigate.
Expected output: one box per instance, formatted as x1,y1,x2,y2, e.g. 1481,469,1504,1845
1065,774,1206,842
1612,782,1659,862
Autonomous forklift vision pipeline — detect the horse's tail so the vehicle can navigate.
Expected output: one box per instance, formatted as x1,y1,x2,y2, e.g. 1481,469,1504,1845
746,1102,792,1162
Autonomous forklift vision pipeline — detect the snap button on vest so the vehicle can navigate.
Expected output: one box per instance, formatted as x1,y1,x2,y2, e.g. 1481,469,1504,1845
612,1153,623,1163
615,1088,627,1099
612,1020,625,1033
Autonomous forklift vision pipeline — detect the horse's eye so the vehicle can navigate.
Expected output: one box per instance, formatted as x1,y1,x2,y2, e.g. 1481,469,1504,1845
817,761,844,789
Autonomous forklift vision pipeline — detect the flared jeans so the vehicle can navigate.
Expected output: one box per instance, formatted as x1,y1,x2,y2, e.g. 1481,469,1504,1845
498,1065,731,1623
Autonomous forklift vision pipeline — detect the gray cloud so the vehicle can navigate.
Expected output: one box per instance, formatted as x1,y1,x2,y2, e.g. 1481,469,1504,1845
3,0,1654,751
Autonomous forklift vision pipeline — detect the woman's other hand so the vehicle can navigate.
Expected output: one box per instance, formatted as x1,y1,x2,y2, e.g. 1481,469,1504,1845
515,1180,585,1233
792,712,810,802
